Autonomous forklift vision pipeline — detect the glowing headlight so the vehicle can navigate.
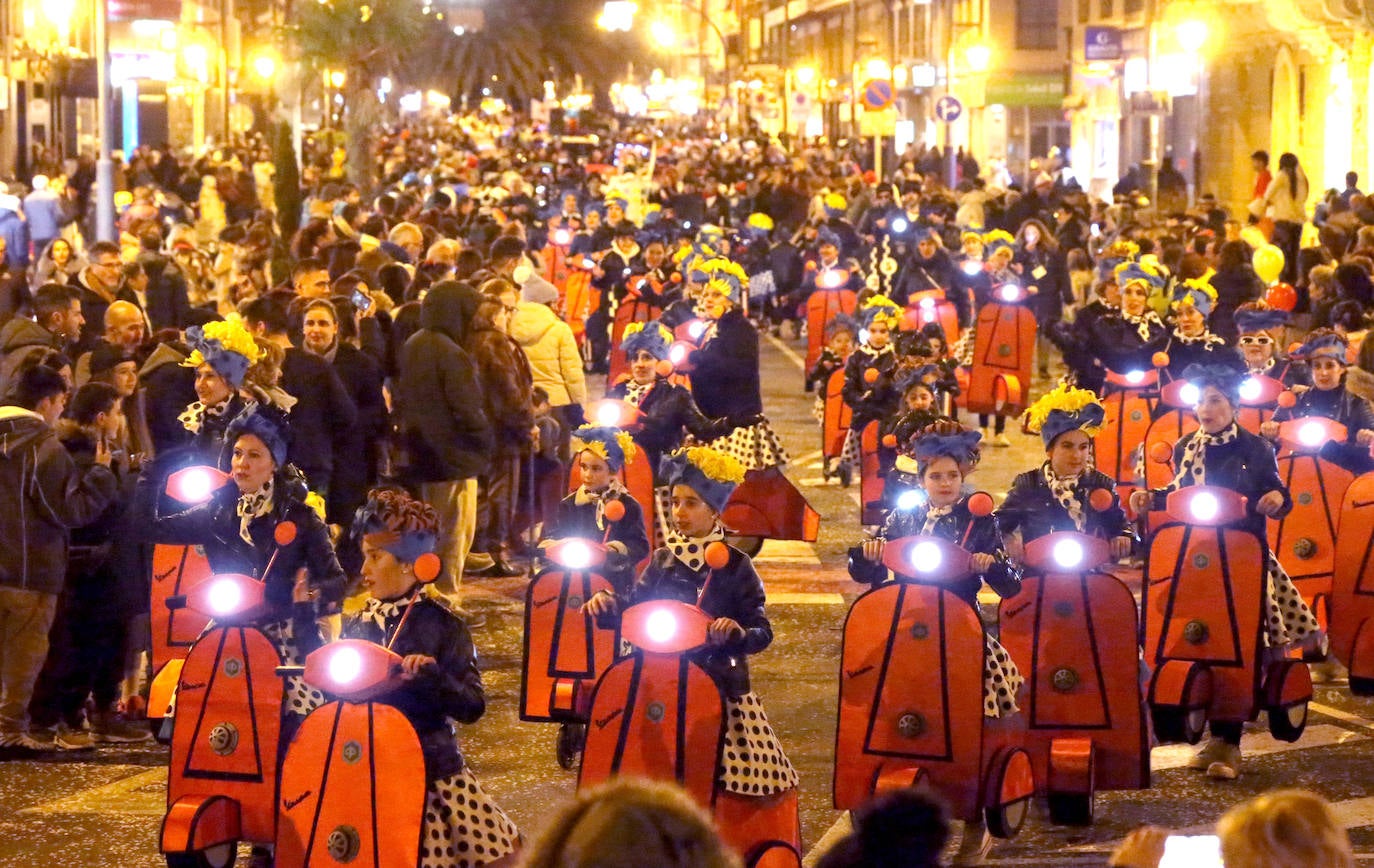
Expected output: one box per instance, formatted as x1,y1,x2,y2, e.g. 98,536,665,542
819,270,846,289
999,286,1019,302
1179,383,1201,406
582,257,596,269
595,402,621,427
892,218,909,233
645,608,678,644
1191,492,1219,522
962,262,981,276
858,328,870,345
687,320,707,340
207,579,243,615
669,344,687,365
910,541,942,573
328,646,363,684
896,490,926,511
1297,421,1326,447
553,229,571,246
919,297,936,311
176,469,216,503
1125,370,1145,385
561,541,592,570
1239,377,1262,402
1053,538,1084,569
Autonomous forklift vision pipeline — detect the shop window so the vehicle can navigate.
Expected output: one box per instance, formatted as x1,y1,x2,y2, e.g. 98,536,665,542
1016,0,1059,49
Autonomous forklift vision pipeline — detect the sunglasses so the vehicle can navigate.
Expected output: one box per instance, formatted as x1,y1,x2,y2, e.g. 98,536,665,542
1238,335,1273,346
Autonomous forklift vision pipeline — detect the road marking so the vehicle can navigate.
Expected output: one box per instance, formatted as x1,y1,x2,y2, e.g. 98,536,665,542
803,811,852,866
792,448,822,465
766,333,807,372
21,766,167,816
754,539,822,565
1311,701,1374,735
1150,723,1366,771
769,592,846,606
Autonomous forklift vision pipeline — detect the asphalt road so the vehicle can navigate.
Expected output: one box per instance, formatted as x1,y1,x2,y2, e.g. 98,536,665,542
6,331,1374,866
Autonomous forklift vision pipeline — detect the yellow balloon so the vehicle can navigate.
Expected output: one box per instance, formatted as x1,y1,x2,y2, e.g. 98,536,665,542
1239,225,1267,250
1253,243,1285,285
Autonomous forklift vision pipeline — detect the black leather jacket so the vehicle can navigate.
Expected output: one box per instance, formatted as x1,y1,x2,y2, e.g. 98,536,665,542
997,466,1131,544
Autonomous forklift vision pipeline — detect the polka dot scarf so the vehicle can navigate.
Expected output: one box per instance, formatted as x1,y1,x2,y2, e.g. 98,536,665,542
1042,463,1087,532
358,595,409,636
1167,422,1239,491
235,479,273,545
857,342,894,359
177,397,234,435
573,478,629,530
623,379,653,407
665,523,726,573
1122,309,1164,342
1172,329,1226,348
919,504,954,535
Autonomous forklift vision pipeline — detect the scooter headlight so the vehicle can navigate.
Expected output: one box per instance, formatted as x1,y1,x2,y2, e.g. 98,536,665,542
1298,421,1326,448
595,402,622,427
909,541,942,573
1179,383,1201,406
999,285,1019,302
896,490,925,511
687,320,707,340
1053,538,1084,569
561,541,593,570
645,608,678,645
892,218,909,233
1239,377,1262,402
1124,370,1145,385
1191,491,1219,522
207,579,243,616
328,646,363,685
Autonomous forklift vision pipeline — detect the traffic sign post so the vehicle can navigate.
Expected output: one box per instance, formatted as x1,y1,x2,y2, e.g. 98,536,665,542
934,95,963,189
861,79,896,183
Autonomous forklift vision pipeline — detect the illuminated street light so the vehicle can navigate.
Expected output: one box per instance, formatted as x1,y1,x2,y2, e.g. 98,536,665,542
794,65,816,87
1176,20,1209,52
865,59,890,80
597,0,638,32
250,49,277,82
965,43,991,74
329,69,347,89
650,19,676,48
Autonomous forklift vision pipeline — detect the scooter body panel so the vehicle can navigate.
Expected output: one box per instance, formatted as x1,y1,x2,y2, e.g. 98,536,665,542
859,422,885,527
805,289,858,370
1096,388,1156,486
822,369,852,462
966,304,1036,416
151,544,213,672
1270,451,1352,633
521,569,619,722
722,468,821,542
1331,473,1374,669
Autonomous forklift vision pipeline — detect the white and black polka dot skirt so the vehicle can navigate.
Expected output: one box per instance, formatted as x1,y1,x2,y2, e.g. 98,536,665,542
983,635,1023,719
419,767,520,868
837,428,860,472
718,692,799,796
260,620,326,718
653,485,672,550
1264,553,1322,650
811,394,825,425
706,421,790,472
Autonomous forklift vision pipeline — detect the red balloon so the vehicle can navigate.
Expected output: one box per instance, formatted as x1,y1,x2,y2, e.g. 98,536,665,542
705,541,731,570
1265,282,1297,312
1088,488,1115,512
864,368,880,384
966,491,995,517
1276,390,1298,409
1151,351,1171,369
602,499,626,523
1148,441,1174,465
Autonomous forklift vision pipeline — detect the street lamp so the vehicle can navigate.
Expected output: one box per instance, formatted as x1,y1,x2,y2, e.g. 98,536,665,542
1176,20,1208,52
965,43,991,74
794,65,816,87
650,19,677,49
251,50,278,82
597,1,638,32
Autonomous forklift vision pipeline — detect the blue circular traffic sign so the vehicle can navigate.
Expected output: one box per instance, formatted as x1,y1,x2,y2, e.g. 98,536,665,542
934,95,963,123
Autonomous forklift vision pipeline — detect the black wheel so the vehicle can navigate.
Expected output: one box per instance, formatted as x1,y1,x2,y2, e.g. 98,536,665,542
1351,675,1374,696
1048,791,1094,826
983,748,1034,839
1302,630,1331,663
556,723,585,770
1151,705,1208,745
1267,701,1308,743
165,841,237,868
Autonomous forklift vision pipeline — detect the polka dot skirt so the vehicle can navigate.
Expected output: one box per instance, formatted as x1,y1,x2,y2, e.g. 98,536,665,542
1264,553,1322,650
983,635,1023,719
419,767,520,868
261,620,326,718
811,394,825,425
837,428,861,474
718,692,799,796
706,420,790,472
652,485,673,550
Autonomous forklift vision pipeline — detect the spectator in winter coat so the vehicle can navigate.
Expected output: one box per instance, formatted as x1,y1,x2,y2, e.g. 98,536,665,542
22,176,66,256
0,193,30,271
0,284,84,396
510,279,586,458
397,280,493,597
0,365,117,751
68,241,125,355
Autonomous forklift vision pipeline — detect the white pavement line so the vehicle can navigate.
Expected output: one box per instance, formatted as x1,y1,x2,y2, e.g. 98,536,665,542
754,539,822,565
792,448,823,465
21,766,167,816
1311,701,1374,735
766,333,808,372
1150,723,1366,772
802,811,852,866
768,592,846,606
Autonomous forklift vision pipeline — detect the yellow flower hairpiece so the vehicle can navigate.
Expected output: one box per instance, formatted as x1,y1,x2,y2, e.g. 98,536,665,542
305,491,327,521
615,431,638,463
698,258,748,286
982,229,1015,247
823,192,848,211
685,445,746,485
623,321,672,344
185,315,264,369
1023,383,1104,436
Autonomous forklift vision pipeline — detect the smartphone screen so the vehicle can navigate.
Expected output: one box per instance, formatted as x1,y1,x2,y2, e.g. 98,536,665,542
351,289,373,312
1160,835,1222,868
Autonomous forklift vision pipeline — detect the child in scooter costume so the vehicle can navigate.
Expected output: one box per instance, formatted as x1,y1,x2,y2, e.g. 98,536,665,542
346,489,519,867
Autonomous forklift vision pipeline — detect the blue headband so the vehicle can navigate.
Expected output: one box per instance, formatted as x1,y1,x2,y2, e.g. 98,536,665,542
660,451,739,514
911,428,982,465
1117,263,1166,291
621,319,673,360
1298,332,1349,363
1181,362,1246,402
185,325,253,388
1234,308,1289,334
1039,403,1106,447
224,404,290,467
817,226,842,250
571,425,632,471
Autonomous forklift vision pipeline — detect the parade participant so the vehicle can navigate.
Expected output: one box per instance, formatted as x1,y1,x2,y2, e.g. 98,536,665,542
588,221,644,372
140,403,345,720
346,488,520,868
1089,260,1170,377
1051,239,1135,392
895,230,961,319
837,296,903,476
606,320,730,474
687,261,786,470
1128,364,1321,780
805,313,857,394
951,230,990,316
1159,279,1240,384
540,426,651,596
853,423,1023,717
955,231,1019,445
1263,329,1374,472
997,384,1133,555
1236,303,1307,388
801,226,864,298
584,446,799,808
177,318,261,460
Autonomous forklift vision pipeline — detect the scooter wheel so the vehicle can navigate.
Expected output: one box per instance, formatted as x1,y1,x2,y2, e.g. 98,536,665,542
1048,792,1094,826
732,537,764,557
556,723,585,771
1351,676,1374,696
1151,705,1208,745
165,841,237,868
838,466,853,488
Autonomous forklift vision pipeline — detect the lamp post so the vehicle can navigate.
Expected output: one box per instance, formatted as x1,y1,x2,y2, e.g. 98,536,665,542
94,0,114,242
1175,19,1208,203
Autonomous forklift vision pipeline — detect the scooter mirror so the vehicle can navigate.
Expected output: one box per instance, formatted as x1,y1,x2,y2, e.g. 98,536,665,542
1088,488,1115,512
601,499,626,523
274,521,298,547
704,541,730,570
967,491,995,517
1152,351,1171,369
1148,441,1175,465
654,360,674,377
165,465,232,504
413,552,441,583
